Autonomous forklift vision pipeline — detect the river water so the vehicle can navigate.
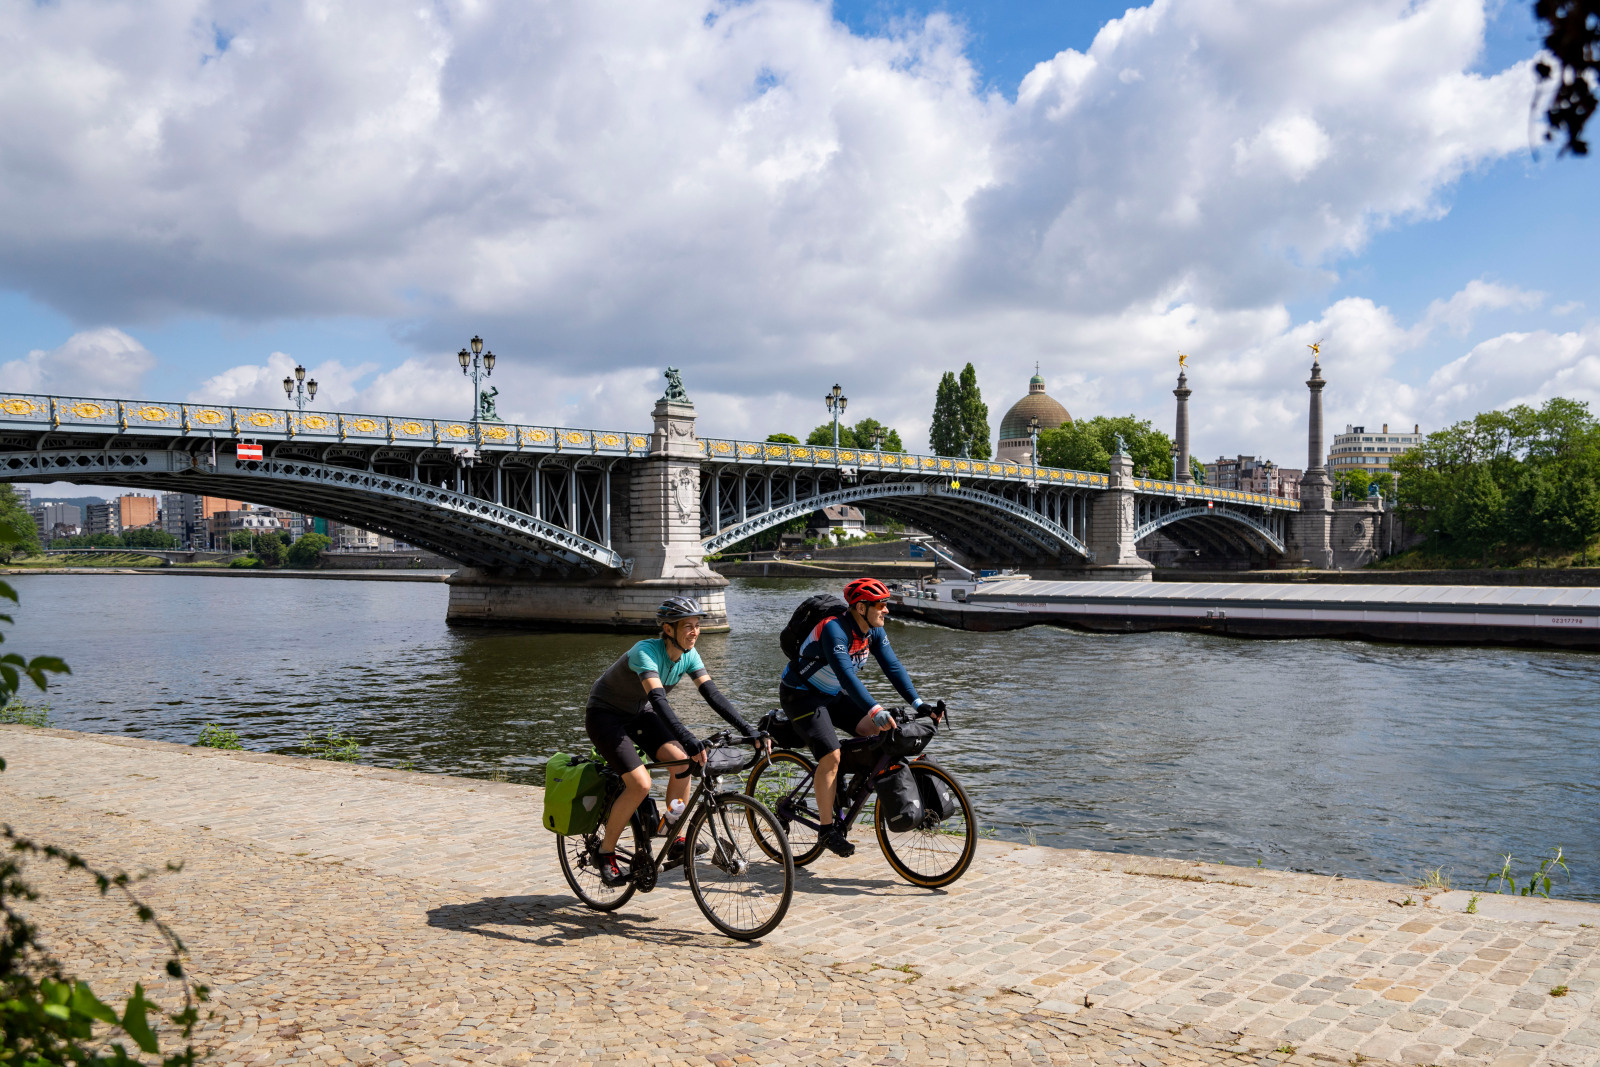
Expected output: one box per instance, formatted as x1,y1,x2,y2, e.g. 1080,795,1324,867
6,573,1597,900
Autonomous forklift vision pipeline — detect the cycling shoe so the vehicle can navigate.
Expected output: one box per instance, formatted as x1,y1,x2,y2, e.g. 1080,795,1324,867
820,825,856,858
597,852,630,887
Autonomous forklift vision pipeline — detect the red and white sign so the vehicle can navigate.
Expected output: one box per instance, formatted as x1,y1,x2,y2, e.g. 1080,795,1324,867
236,442,263,461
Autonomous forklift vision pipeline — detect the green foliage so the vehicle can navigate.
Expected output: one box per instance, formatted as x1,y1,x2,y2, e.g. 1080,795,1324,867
252,533,284,568
1037,415,1176,477
1334,469,1372,500
226,556,258,569
119,528,179,550
0,486,40,565
286,533,332,568
226,532,253,551
302,728,360,762
764,432,800,444
1393,399,1600,563
195,723,243,750
1485,847,1569,898
930,372,964,456
957,363,990,461
49,533,124,549
804,417,905,451
1534,0,1597,155
1,700,51,727
0,587,70,710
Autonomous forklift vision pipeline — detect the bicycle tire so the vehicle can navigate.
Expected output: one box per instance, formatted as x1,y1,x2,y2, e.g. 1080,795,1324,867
874,761,977,889
745,750,826,866
685,793,794,941
557,816,646,911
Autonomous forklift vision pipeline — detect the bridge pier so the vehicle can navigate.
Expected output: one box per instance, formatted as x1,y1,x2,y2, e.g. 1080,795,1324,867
1081,448,1155,581
445,392,729,632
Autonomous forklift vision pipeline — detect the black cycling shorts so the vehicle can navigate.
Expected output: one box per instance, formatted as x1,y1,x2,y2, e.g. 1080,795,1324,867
779,684,866,760
585,704,679,774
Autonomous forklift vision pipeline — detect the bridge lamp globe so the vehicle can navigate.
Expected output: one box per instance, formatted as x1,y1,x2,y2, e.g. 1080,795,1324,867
458,348,471,372
295,364,306,382
307,379,318,401
470,335,484,356
282,376,294,399
483,350,495,373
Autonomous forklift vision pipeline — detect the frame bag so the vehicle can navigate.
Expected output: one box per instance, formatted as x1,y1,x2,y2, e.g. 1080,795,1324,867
874,761,924,833
915,757,959,823
543,753,606,836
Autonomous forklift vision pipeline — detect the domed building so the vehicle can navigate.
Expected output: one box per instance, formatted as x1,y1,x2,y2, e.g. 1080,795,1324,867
996,369,1072,463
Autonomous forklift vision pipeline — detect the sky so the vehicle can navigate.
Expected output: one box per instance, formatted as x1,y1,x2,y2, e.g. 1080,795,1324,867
2,0,1595,494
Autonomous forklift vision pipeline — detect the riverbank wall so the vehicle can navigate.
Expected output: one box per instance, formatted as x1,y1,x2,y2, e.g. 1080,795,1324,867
4,725,1597,1066
1159,567,1600,586
2,566,452,582
712,559,932,578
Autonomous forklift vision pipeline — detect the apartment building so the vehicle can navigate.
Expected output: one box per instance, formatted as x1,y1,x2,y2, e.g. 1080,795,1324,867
1329,423,1424,478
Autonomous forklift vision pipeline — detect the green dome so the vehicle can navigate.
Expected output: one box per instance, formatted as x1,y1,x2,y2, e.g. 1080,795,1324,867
998,374,1071,441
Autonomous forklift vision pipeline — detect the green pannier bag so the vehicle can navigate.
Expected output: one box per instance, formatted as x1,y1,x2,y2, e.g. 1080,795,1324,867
543,753,606,836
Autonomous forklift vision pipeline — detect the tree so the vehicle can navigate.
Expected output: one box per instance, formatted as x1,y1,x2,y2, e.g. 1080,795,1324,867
1535,0,1598,155
0,486,38,565
1335,469,1372,500
804,417,905,451
765,433,800,444
227,531,254,550
121,527,179,550
929,372,964,456
254,532,285,568
957,363,991,460
287,532,333,568
1036,415,1175,477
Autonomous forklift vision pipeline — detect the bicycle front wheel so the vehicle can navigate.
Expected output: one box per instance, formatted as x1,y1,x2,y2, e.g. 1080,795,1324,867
874,761,977,889
557,818,645,911
745,750,824,866
685,793,794,940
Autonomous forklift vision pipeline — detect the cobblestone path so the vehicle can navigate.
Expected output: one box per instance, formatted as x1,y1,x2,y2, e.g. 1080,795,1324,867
2,727,1596,1066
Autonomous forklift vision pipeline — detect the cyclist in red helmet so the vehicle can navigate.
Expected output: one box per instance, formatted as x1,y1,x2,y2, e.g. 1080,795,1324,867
778,577,933,857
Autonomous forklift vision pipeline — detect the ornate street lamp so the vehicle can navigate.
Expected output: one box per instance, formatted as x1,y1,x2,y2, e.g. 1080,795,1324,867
867,427,886,451
458,335,497,424
824,383,848,448
282,364,318,416
1028,414,1041,463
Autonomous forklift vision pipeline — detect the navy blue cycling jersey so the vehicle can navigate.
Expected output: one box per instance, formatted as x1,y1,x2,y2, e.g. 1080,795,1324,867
779,612,920,715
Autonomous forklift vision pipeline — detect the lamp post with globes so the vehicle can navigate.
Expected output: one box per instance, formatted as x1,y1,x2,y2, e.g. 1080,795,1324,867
282,364,318,416
824,383,848,448
1028,414,1041,463
867,427,886,451
457,336,497,424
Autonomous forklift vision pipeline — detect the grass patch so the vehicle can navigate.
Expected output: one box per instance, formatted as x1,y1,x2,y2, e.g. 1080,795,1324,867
1124,869,1206,882
1465,894,1480,914
1486,848,1570,898
1414,867,1451,891
301,728,360,762
0,700,51,727
1550,985,1569,997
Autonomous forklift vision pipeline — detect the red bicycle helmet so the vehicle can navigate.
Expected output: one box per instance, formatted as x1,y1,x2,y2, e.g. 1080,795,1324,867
844,577,892,605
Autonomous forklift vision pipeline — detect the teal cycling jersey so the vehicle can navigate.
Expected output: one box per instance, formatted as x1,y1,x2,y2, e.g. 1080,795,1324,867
588,638,706,715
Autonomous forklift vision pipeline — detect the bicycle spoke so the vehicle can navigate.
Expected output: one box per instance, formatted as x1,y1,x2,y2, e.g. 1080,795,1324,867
688,794,793,940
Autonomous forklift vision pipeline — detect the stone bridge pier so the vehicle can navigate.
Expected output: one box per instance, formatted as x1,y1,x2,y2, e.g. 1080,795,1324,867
444,394,729,632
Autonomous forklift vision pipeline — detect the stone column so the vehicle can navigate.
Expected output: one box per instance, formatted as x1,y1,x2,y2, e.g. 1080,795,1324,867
1173,369,1193,484
1083,444,1155,580
1291,359,1334,569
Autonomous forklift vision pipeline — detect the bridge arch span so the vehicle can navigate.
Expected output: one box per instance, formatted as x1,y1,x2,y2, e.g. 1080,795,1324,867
1132,502,1287,556
701,481,1090,561
1,448,626,573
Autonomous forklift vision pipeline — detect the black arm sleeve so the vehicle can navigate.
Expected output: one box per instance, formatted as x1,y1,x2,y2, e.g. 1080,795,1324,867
646,687,703,756
697,677,758,739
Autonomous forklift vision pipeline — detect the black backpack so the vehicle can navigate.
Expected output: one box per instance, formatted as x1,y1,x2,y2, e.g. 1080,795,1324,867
779,594,848,677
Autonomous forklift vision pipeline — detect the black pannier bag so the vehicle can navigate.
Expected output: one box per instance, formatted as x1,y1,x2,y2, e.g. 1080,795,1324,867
758,709,802,750
874,761,924,833
881,717,937,759
779,594,849,672
915,757,959,823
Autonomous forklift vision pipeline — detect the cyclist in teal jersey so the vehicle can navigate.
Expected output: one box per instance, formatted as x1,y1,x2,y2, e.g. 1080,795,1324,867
585,596,762,886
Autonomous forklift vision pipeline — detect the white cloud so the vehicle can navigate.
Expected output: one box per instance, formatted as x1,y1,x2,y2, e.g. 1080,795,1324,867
1423,325,1600,417
0,0,1554,461
1422,280,1544,336
1,328,154,396
188,351,379,410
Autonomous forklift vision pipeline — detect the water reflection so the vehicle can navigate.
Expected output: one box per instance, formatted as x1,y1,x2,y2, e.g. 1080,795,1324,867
7,573,1597,899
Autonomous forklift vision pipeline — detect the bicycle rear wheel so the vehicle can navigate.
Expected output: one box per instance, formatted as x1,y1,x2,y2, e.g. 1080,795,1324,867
745,751,825,866
874,761,977,889
557,818,646,911
685,793,794,940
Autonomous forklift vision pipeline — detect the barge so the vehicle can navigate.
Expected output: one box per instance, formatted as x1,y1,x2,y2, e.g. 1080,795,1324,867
892,577,1600,650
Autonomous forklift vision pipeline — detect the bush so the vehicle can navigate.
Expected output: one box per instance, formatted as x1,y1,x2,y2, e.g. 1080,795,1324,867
227,556,258,569
253,533,285,568
121,527,179,550
302,728,360,762
0,700,51,727
195,723,244,750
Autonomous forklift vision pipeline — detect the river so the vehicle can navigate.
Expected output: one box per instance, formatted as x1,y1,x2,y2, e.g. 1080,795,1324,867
5,573,1597,900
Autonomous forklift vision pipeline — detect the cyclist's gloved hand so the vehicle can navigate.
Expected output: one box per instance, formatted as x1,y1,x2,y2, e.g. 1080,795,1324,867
681,735,706,758
869,706,895,731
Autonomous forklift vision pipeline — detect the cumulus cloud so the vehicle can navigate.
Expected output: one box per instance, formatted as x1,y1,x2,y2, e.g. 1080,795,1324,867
1423,325,1600,417
189,351,379,410
1422,280,1544,336
0,0,1551,458
1,328,155,396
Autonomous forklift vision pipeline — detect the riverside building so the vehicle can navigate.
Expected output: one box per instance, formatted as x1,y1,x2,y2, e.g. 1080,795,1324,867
1329,423,1422,479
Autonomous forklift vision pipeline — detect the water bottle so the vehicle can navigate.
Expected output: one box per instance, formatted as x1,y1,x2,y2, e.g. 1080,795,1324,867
659,797,686,836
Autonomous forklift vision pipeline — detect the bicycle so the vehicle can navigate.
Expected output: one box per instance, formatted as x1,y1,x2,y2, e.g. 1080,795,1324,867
745,704,977,888
555,732,795,941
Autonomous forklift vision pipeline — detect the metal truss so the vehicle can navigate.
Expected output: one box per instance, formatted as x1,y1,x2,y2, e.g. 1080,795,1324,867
0,448,625,573
1133,497,1287,555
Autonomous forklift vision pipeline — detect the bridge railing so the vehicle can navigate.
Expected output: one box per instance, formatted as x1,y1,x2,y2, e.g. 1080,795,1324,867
0,393,651,456
697,438,1299,511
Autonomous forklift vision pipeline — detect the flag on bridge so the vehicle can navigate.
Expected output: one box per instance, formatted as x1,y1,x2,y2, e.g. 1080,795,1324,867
236,442,263,461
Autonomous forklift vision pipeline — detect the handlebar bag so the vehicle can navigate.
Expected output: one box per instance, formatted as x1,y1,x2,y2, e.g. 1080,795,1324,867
543,753,606,836
874,761,924,833
881,718,937,759
914,757,959,823
704,745,750,777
